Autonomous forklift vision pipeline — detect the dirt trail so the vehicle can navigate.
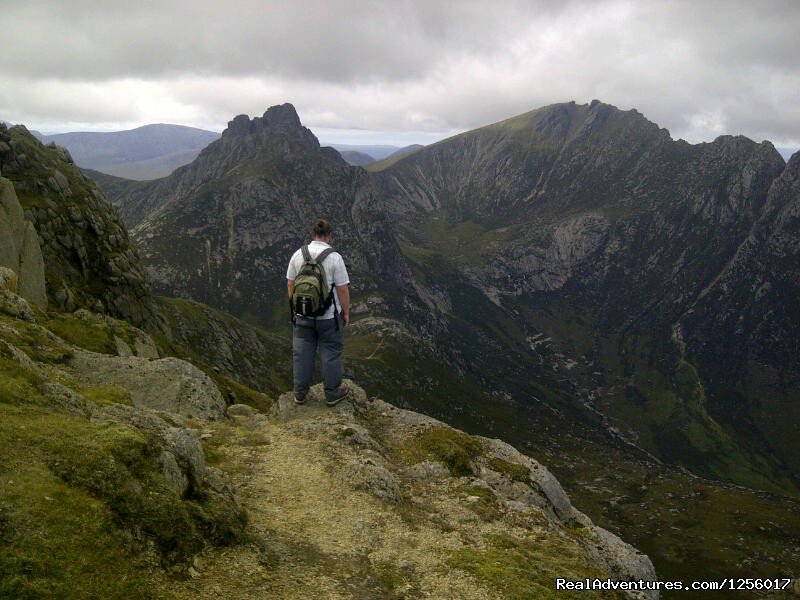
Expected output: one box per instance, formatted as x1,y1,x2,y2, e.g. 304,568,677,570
160,388,492,599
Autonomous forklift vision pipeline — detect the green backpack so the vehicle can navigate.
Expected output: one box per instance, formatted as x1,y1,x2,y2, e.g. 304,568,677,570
291,245,337,318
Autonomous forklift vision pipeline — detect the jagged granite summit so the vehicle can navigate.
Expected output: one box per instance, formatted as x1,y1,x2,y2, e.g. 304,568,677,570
122,104,424,333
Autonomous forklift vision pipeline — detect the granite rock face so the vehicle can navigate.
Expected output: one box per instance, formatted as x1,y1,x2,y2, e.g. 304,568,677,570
0,123,156,326
679,151,800,472
0,176,46,309
69,351,227,419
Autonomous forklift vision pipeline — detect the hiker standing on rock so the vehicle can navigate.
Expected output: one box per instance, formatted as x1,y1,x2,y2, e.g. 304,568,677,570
286,219,351,406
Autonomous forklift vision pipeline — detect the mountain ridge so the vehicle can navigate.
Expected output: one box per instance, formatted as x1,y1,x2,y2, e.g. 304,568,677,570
102,101,797,489
88,100,800,590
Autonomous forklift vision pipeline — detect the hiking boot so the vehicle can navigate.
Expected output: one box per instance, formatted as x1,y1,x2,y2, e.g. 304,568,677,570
294,395,306,405
325,388,351,407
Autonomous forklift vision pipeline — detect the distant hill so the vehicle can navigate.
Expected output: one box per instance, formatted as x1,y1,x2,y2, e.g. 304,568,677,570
365,144,425,171
390,143,424,157
324,143,401,160
337,149,375,165
34,124,220,180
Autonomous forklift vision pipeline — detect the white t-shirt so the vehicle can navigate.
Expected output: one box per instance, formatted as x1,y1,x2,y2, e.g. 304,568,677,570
286,240,350,319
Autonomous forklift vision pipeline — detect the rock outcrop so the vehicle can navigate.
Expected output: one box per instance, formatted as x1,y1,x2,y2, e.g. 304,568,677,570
0,176,46,308
238,380,657,598
68,352,226,419
0,123,156,326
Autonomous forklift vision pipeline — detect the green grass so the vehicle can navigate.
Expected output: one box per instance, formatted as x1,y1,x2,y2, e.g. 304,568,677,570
447,533,623,599
0,356,43,405
0,403,170,596
396,427,484,477
487,457,531,483
0,459,160,599
78,385,133,406
43,312,138,356
0,327,247,596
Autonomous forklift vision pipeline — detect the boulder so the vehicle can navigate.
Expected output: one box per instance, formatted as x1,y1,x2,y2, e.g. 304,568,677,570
0,289,37,321
226,403,259,418
0,266,18,293
348,457,402,503
70,350,226,419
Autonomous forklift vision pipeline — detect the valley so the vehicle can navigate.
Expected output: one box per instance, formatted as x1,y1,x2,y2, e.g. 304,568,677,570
89,101,800,594
4,97,798,596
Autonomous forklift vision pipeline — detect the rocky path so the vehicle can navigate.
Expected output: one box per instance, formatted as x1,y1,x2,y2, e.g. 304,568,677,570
160,384,494,599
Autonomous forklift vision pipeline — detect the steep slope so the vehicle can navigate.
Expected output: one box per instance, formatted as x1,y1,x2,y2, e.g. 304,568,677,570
0,176,46,309
374,100,793,489
680,152,800,477
0,123,156,326
36,124,220,180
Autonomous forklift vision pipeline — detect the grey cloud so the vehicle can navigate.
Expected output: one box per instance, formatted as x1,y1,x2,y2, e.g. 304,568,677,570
1,0,798,147
1,0,553,82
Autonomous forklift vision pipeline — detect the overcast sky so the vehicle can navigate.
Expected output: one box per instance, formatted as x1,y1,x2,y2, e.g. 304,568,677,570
1,0,798,149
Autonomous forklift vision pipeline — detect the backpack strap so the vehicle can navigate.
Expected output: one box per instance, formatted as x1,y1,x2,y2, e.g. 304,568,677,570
315,247,335,264
330,281,339,331
301,244,312,262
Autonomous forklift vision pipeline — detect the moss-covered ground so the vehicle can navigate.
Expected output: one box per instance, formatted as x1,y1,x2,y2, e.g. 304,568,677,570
0,308,250,596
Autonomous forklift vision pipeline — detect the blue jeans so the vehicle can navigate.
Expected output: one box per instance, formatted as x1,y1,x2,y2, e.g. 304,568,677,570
292,316,343,401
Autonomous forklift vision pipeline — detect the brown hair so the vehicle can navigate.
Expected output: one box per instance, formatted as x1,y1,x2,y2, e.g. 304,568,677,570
311,219,333,238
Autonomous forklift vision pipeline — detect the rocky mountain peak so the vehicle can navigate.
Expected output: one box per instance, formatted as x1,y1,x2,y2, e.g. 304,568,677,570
263,102,302,128
222,103,307,140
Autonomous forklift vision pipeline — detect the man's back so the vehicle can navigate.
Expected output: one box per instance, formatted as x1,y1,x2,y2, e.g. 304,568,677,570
286,240,348,320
